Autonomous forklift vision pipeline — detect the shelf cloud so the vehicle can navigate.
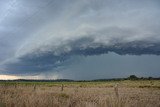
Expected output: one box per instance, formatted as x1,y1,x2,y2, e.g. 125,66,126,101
0,0,160,78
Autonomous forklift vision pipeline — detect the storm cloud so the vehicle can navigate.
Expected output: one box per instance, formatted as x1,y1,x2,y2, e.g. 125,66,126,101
0,0,160,78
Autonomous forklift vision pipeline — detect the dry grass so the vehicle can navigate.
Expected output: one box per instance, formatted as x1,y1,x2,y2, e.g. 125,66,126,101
0,80,160,107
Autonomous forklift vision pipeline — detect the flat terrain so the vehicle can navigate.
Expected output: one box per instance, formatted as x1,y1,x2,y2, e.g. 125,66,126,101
0,80,160,107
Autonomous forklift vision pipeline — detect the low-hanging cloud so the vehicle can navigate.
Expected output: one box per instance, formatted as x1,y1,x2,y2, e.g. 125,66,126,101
0,0,160,75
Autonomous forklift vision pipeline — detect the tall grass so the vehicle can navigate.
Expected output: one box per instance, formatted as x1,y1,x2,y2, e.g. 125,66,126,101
0,80,160,107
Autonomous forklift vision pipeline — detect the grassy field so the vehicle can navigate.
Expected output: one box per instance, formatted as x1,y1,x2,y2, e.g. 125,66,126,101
0,80,160,107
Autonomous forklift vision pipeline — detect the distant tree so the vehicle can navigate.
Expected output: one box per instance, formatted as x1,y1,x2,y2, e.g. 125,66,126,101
140,77,144,80
128,75,138,80
148,77,153,80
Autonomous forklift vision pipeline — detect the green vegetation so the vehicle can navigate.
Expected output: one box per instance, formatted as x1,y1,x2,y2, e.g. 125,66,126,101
0,80,160,89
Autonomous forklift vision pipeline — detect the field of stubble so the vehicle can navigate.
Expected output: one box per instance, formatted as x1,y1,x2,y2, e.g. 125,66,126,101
0,80,160,107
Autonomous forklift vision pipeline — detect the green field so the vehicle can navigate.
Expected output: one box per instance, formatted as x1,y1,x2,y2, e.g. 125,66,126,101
0,80,160,88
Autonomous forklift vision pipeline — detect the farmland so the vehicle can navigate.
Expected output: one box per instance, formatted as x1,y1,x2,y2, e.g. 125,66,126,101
0,80,160,107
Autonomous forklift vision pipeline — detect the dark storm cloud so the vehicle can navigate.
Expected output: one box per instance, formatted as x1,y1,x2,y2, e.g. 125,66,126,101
0,0,70,61
2,36,160,75
0,0,160,76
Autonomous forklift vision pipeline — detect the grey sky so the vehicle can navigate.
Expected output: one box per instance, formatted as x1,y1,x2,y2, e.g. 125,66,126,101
0,0,160,79
61,53,160,80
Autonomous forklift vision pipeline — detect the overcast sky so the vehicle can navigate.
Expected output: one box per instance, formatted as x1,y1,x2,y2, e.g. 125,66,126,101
0,0,160,80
